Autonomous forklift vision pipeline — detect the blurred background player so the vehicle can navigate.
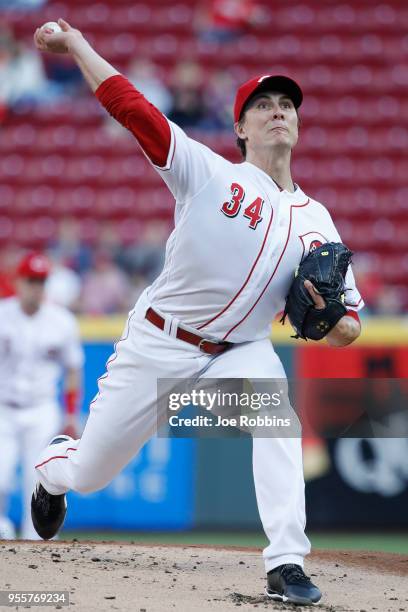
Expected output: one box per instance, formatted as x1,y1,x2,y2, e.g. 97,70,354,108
0,252,83,539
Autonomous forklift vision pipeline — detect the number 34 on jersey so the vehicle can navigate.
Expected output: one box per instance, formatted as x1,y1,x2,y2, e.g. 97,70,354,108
221,182,264,230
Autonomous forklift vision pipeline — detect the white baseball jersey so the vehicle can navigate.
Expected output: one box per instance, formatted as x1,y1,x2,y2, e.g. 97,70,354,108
0,297,84,408
148,122,364,343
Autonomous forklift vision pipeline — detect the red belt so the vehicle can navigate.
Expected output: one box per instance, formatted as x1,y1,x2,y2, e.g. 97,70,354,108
145,307,232,355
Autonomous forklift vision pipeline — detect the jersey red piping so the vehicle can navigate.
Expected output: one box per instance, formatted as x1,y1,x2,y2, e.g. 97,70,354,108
90,311,135,408
344,297,363,307
35,447,77,470
35,456,68,469
222,199,310,340
197,204,274,331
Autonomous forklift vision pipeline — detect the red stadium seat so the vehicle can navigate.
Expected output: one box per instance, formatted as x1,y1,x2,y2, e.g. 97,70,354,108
13,216,57,248
0,216,14,244
0,186,16,215
15,186,57,216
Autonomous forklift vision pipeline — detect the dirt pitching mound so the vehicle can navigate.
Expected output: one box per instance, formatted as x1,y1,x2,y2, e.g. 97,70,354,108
1,541,407,611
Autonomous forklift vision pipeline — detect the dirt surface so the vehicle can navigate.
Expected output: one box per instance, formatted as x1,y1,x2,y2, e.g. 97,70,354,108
1,541,407,612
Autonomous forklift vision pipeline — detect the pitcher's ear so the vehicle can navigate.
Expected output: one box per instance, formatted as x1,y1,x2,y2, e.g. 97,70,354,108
234,119,246,139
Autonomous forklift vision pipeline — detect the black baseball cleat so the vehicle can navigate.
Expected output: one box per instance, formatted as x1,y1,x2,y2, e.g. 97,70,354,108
31,435,72,540
266,563,322,606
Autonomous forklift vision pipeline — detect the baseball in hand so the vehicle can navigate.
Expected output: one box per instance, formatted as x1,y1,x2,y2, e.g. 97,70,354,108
40,21,62,33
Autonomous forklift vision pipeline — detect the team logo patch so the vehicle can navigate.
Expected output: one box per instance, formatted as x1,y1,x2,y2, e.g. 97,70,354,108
310,240,323,252
299,232,328,260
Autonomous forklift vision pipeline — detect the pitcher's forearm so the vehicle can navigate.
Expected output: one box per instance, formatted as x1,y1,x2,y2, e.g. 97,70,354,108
326,315,361,347
68,35,119,92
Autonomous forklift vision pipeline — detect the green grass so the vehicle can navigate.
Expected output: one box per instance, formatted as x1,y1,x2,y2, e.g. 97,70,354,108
62,530,408,554
310,532,408,554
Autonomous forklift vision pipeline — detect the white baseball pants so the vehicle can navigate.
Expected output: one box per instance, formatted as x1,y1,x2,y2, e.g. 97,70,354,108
35,291,310,572
0,402,61,539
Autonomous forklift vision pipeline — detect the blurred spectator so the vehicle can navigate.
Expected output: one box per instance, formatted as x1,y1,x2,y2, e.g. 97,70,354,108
45,55,85,94
45,256,82,311
128,271,149,305
96,221,122,262
48,220,169,314
118,219,168,284
195,0,268,43
80,250,131,315
168,61,207,128
0,27,49,114
49,219,92,275
202,69,235,130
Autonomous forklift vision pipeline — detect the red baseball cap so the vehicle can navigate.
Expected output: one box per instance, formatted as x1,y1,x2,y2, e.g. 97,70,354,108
17,252,51,279
234,74,303,123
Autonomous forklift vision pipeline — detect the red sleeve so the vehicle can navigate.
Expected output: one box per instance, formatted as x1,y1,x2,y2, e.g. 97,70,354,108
346,309,361,326
95,75,171,167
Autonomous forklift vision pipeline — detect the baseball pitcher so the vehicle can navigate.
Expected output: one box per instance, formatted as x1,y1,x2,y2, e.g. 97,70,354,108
31,20,363,604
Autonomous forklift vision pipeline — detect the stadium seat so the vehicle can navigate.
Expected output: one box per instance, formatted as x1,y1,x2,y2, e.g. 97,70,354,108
0,216,14,245
0,186,16,215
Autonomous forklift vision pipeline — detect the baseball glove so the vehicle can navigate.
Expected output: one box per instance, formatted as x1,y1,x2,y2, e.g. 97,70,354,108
280,242,353,341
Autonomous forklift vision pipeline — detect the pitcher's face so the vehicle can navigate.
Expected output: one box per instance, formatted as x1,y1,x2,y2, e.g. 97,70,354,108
235,91,299,155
